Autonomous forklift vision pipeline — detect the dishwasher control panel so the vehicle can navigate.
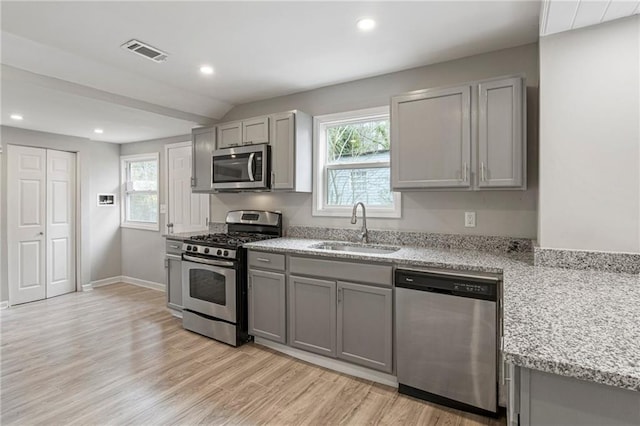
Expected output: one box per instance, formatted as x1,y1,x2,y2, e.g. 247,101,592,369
452,283,493,296
395,269,498,302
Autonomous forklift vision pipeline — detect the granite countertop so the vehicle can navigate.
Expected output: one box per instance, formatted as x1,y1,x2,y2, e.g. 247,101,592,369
163,231,206,241
244,237,640,392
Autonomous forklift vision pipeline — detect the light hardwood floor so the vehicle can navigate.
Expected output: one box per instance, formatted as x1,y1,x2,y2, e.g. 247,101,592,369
1,283,505,425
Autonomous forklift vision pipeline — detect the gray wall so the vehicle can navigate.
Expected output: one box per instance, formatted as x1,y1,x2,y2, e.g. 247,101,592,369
0,126,121,302
215,43,539,238
538,16,640,253
119,135,190,285
89,141,122,281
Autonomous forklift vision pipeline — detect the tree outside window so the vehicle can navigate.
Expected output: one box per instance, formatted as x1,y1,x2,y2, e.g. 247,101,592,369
314,107,401,218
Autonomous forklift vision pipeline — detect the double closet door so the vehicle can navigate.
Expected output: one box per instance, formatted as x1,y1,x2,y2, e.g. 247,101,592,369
7,145,77,305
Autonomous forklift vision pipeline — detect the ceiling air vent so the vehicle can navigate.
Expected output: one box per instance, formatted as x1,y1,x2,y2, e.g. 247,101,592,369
121,39,168,63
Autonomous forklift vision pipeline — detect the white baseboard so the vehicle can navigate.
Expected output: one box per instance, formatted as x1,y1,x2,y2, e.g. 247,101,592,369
0,301,9,310
169,308,183,319
89,275,165,292
90,276,123,288
121,276,165,292
254,337,398,388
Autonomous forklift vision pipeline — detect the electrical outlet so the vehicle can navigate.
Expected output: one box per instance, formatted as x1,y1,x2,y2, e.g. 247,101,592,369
465,211,476,228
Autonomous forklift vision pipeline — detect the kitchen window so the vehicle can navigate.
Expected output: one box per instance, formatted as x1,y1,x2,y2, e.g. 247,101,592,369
120,153,159,231
313,106,401,218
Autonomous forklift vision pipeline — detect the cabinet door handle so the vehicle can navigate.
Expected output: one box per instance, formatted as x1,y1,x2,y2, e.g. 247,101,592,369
463,163,469,182
338,288,342,303
256,257,271,263
169,244,180,249
481,162,486,182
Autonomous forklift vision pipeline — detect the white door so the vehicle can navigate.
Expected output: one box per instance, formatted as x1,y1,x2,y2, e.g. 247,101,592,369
46,150,76,298
167,143,209,234
7,145,47,305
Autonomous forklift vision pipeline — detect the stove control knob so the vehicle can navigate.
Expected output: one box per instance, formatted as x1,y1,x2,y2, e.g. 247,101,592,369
204,248,210,254
192,246,198,252
217,249,222,256
223,250,229,257
186,245,192,251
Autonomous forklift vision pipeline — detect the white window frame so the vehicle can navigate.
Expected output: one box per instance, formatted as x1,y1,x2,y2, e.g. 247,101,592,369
312,106,401,218
120,153,160,231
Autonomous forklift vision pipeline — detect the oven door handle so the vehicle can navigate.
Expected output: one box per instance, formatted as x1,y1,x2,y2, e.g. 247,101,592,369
247,152,255,182
183,254,235,268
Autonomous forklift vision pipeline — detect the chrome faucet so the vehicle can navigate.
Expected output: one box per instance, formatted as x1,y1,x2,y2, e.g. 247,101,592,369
351,202,369,244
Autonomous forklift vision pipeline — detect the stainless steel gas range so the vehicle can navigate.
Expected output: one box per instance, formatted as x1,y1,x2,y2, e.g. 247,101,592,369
181,210,282,346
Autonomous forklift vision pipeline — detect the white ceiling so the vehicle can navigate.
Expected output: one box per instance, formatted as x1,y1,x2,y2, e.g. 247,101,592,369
541,0,640,36
1,1,541,143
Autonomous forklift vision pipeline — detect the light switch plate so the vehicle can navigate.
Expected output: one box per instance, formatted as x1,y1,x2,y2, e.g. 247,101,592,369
465,211,476,227
160,204,167,214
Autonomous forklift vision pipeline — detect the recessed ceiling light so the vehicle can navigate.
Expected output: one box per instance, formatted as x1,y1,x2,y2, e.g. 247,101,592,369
94,128,104,134
10,114,23,120
357,18,376,31
200,65,214,75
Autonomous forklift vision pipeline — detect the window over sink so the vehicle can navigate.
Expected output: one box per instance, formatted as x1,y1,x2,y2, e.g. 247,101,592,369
313,106,401,218
120,153,159,231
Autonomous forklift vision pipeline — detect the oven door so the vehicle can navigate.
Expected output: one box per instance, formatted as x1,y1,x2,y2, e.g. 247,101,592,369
181,257,237,323
212,144,269,190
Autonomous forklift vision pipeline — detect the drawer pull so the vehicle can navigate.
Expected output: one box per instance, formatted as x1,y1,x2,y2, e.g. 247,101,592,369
169,245,180,249
256,257,271,263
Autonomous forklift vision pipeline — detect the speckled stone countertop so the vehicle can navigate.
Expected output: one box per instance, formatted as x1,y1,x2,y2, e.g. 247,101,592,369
163,231,208,241
244,237,640,392
163,223,227,240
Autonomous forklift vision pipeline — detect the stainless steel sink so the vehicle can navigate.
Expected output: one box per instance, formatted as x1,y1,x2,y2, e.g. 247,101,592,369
312,242,400,254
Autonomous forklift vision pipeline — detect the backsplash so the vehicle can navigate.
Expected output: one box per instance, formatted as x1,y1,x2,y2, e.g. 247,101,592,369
534,247,640,275
286,226,533,254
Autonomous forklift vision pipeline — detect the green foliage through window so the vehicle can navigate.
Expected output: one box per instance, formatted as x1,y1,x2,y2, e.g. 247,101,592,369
323,117,394,207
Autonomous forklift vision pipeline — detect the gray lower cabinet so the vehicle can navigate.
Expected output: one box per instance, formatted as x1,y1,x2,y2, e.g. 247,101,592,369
337,281,393,373
165,239,183,311
248,269,286,343
515,366,640,426
288,275,337,357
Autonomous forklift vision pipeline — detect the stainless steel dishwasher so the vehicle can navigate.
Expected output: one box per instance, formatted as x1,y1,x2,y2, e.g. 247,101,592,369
395,268,500,417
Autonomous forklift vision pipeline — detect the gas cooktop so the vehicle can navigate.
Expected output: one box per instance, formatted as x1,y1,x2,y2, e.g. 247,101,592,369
187,232,275,248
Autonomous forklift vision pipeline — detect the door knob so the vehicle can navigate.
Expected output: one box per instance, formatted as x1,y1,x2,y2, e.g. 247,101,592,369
38,232,44,236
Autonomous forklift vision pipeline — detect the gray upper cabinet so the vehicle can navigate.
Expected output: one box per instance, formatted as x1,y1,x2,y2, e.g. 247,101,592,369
217,121,242,149
391,85,472,190
337,281,392,373
242,117,270,145
288,275,336,357
391,76,526,191
270,111,312,192
248,269,286,343
478,77,525,189
191,126,215,192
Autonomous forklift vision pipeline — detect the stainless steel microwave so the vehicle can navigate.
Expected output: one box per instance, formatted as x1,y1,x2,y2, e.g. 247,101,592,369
212,144,271,191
